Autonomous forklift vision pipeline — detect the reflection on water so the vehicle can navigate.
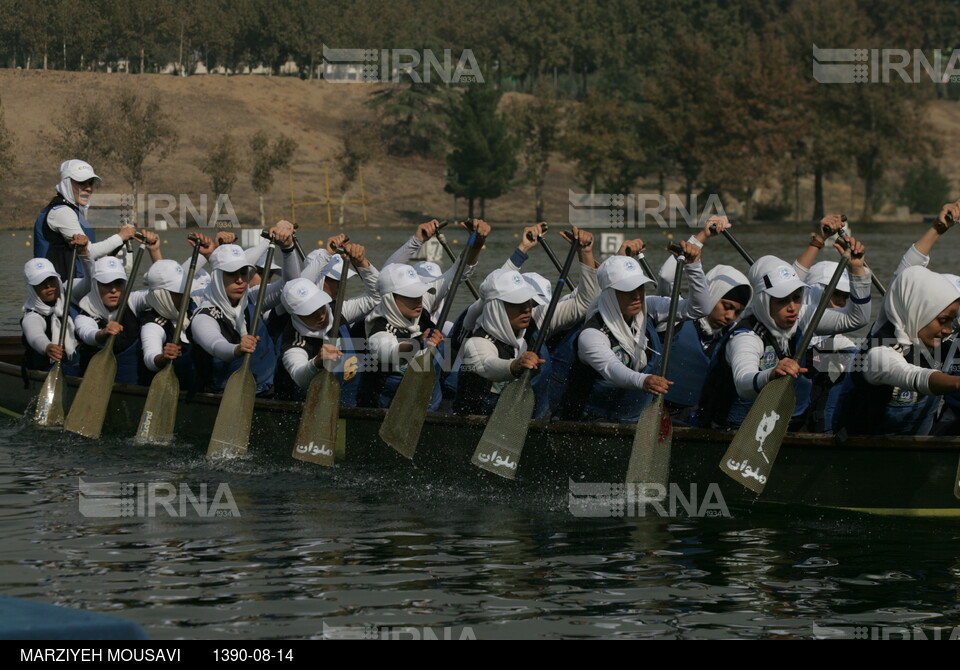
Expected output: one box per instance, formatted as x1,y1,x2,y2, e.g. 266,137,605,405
2,224,960,638
1,416,958,639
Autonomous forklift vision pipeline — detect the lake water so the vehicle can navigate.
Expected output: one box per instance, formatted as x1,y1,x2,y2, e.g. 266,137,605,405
2,221,959,640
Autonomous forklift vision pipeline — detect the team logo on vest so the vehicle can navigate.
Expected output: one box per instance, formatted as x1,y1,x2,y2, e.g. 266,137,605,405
760,346,777,370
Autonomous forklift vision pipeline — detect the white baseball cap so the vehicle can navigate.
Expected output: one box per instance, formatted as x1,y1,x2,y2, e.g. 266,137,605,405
806,261,850,294
378,263,436,298
480,269,546,305
320,254,358,281
255,249,281,272
24,258,59,286
192,268,211,291
59,159,100,184
209,244,252,273
94,256,127,284
598,256,654,292
413,261,442,280
523,272,552,301
145,259,187,292
756,263,806,299
281,278,333,316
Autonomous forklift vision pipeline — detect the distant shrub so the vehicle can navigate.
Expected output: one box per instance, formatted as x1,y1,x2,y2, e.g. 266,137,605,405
899,164,952,214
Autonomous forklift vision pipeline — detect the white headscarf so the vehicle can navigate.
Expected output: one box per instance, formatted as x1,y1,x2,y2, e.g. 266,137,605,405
78,267,128,323
55,176,80,209
699,264,752,337
366,293,423,337
747,256,801,353
880,266,960,348
477,299,526,354
22,267,77,356
200,269,249,336
586,289,649,372
145,260,191,341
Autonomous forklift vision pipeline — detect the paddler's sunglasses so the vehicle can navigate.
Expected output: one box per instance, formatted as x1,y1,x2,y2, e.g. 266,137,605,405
74,178,98,188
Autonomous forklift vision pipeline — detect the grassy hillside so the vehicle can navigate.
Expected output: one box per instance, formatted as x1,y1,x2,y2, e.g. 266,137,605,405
1,69,958,231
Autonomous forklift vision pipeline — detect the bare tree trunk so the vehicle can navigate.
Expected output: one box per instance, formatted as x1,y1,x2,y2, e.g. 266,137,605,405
535,180,544,222
862,173,874,223
259,194,266,226
812,167,825,221
468,197,474,219
140,48,145,74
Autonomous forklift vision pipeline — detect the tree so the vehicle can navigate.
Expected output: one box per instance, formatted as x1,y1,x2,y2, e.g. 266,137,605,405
562,92,645,195
0,97,14,205
367,75,454,158
508,85,565,221
110,89,178,222
42,95,112,166
197,132,243,200
334,121,381,224
445,85,518,219
249,131,296,226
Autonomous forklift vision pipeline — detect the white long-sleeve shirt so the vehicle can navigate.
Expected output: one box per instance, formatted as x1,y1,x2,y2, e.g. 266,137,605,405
726,271,873,399
190,248,300,362
46,206,125,260
75,290,149,346
574,261,712,390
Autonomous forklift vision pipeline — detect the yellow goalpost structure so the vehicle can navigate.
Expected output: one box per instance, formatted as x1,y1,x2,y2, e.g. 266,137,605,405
288,166,368,227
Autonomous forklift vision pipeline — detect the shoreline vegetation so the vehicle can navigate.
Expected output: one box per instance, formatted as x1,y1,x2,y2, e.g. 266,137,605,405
3,2,960,232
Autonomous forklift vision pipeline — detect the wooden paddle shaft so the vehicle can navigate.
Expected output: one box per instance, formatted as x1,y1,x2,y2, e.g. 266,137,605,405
432,231,476,328
720,229,755,266
56,245,80,350
171,236,203,345
532,237,580,355
792,249,852,362
436,233,480,300
658,252,686,376
328,246,351,337
538,235,577,292
636,254,656,284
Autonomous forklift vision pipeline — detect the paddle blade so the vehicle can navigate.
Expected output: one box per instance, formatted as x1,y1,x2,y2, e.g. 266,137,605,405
63,348,118,439
471,374,535,480
626,396,673,486
135,366,180,445
207,367,256,459
378,351,436,459
719,375,795,494
292,369,340,466
33,362,64,428
954,458,960,500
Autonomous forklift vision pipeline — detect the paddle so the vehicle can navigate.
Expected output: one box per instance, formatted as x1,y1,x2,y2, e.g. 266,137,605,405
719,228,755,266
625,247,686,486
718,247,852,494
378,228,477,459
33,244,80,428
206,238,277,459
292,244,352,466
471,233,581,479
134,234,203,444
292,233,306,263
636,253,656,286
437,232,481,300
63,236,148,439
834,216,886,296
537,227,577,292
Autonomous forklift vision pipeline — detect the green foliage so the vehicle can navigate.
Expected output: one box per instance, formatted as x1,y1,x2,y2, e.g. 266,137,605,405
110,89,178,195
899,164,951,214
249,131,296,196
335,121,381,191
562,93,645,194
367,76,453,158
508,84,565,220
197,133,242,196
445,85,518,211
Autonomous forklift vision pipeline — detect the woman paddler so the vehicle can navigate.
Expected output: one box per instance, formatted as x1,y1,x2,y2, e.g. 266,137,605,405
74,254,150,384
833,266,960,437
20,236,93,376
554,241,709,423
188,223,298,396
697,242,871,431
138,245,207,387
273,278,344,401
33,160,137,279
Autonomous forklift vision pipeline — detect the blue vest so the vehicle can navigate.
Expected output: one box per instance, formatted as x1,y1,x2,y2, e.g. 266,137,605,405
357,313,442,410
190,303,278,395
453,327,522,416
34,195,97,280
556,314,661,423
77,307,141,385
533,323,581,419
20,309,81,377
137,307,196,389
273,322,360,405
663,320,712,409
698,316,811,429
833,323,940,436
